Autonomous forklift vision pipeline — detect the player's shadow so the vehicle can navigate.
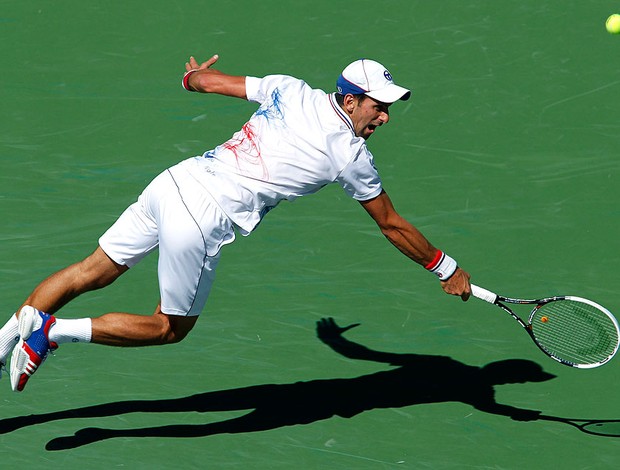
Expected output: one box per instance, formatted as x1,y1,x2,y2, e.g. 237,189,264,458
1,318,558,451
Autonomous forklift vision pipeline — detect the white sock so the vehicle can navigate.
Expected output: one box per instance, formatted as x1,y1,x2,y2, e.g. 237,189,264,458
0,314,19,365
48,318,92,345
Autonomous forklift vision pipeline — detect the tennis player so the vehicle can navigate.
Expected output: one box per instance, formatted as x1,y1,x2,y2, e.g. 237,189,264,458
1,54,471,392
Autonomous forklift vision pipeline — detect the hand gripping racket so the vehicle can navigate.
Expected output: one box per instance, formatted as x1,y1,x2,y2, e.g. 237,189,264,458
471,284,620,368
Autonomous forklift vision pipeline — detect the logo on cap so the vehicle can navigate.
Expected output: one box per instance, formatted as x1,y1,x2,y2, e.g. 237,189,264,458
384,70,393,81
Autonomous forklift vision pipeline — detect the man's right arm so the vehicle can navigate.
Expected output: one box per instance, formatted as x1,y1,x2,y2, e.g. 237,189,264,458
360,190,471,300
183,54,247,99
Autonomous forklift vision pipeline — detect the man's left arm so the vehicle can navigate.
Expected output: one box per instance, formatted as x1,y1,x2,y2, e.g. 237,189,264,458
182,54,247,99
360,190,471,300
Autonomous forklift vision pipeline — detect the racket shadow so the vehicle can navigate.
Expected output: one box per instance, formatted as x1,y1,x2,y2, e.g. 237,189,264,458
539,415,620,437
0,317,610,450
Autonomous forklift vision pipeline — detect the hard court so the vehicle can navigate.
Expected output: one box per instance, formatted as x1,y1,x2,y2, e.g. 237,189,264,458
1,1,619,468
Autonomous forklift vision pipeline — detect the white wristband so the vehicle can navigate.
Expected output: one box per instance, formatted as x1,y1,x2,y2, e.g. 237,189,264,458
182,69,199,91
425,250,458,281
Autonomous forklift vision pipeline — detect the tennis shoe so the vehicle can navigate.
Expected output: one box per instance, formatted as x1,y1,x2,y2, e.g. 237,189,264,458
10,306,58,392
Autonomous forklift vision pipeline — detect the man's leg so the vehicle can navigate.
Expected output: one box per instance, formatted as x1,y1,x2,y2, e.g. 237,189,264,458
8,164,223,390
21,245,201,347
17,246,129,317
10,306,197,392
8,246,200,391
16,245,197,346
0,247,127,372
91,305,198,347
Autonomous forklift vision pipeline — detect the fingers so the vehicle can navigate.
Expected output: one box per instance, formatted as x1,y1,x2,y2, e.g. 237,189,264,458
316,317,361,336
316,317,340,333
185,54,219,72
185,56,199,72
341,322,361,333
203,54,219,68
441,268,472,301
461,273,472,301
458,271,472,301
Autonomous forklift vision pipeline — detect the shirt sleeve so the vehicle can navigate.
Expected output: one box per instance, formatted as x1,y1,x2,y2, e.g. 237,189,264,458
244,76,263,103
336,147,383,201
245,75,299,104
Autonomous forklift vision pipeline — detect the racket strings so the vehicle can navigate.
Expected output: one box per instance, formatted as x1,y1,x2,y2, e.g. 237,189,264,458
530,300,619,365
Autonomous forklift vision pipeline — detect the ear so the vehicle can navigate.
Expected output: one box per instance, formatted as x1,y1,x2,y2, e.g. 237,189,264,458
343,94,358,114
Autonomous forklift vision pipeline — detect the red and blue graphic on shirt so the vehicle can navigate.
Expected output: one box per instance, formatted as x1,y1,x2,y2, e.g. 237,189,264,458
220,88,284,181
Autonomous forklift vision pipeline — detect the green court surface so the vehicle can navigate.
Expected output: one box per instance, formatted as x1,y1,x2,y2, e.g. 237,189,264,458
2,1,620,468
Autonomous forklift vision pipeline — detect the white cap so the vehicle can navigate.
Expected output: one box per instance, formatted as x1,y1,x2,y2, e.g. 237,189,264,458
336,59,411,104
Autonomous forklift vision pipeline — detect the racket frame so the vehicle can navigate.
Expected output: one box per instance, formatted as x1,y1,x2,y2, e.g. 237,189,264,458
471,284,620,368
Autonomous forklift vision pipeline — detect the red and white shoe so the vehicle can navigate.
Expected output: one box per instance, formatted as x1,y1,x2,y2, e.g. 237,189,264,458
10,306,58,392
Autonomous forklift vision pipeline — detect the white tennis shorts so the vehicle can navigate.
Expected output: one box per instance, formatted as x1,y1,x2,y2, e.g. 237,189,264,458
99,160,235,316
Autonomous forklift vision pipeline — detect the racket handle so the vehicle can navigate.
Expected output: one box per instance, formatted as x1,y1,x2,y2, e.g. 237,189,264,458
471,284,498,304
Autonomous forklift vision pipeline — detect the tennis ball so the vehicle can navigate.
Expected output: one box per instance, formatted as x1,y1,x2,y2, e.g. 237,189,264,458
606,14,620,34
541,316,549,323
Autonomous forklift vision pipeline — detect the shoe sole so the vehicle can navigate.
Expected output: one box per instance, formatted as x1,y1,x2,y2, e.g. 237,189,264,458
10,341,31,392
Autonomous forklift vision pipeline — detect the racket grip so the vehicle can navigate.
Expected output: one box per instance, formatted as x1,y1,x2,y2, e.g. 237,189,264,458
471,284,498,304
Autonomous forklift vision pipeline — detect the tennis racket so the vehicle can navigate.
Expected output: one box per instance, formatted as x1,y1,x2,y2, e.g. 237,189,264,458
471,284,620,368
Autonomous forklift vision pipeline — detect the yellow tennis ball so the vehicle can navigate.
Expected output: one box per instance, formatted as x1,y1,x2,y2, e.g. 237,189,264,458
606,14,620,34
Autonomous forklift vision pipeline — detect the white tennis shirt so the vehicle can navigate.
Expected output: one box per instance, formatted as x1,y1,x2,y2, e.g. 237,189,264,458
185,74,383,235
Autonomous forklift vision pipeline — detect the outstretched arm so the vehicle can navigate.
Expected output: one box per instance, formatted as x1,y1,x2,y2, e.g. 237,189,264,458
473,401,542,421
317,317,406,365
360,190,471,300
183,54,247,99
317,318,456,368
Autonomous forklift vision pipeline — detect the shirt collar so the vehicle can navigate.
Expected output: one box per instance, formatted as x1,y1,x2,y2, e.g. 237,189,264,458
329,93,354,133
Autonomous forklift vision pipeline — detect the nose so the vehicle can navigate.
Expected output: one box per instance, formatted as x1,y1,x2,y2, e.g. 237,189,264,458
379,111,389,124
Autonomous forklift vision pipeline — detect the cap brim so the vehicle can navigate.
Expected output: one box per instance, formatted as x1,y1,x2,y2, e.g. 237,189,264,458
365,84,411,103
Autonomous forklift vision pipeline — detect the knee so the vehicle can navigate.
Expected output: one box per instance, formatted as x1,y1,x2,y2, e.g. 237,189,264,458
155,313,197,345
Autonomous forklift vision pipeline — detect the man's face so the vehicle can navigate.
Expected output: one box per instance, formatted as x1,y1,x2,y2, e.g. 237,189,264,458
348,95,391,140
